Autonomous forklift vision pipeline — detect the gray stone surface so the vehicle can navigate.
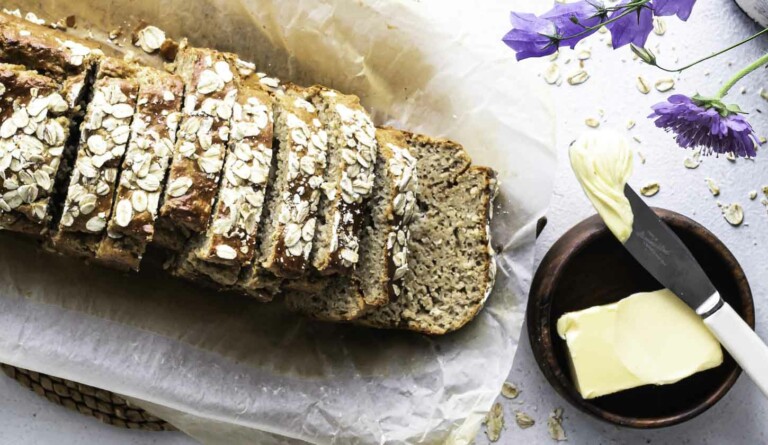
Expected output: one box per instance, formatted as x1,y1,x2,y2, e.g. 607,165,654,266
477,0,768,443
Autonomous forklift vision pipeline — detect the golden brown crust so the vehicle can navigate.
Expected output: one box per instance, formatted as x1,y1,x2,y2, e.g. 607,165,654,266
0,13,101,79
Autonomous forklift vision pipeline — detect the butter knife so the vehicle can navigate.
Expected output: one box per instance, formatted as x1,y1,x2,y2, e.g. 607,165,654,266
623,184,768,397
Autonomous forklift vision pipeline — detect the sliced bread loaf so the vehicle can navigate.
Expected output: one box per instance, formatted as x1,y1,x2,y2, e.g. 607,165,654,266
156,41,239,247
354,133,498,334
285,127,417,320
94,67,184,271
51,58,139,257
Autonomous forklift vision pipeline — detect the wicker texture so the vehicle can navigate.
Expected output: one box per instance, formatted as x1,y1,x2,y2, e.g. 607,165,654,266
0,364,175,431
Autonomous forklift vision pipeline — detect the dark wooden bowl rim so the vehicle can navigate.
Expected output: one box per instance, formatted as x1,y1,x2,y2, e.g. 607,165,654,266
527,208,754,429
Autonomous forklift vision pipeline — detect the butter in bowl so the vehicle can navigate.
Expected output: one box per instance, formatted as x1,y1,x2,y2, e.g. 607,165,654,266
557,288,723,400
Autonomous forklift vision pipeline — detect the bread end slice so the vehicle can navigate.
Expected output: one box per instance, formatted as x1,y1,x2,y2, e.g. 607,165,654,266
355,134,497,335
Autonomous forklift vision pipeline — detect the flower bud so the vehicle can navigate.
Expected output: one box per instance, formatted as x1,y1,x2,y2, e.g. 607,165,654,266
631,44,656,66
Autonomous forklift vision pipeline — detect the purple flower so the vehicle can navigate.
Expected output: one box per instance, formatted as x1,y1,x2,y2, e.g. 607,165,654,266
654,0,696,21
502,12,558,60
649,94,758,158
606,3,654,48
541,1,606,48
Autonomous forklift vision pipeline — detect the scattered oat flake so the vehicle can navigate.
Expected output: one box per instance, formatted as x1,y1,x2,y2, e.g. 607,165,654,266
706,178,720,196
585,118,600,128
726,152,736,162
750,190,758,200
637,151,646,164
567,70,589,85
655,78,675,92
640,182,660,197
653,17,666,35
626,120,636,130
760,88,768,101
636,76,650,94
549,51,560,61
598,26,608,34
548,408,567,442
577,49,591,60
544,63,561,85
515,411,535,429
684,148,701,169
135,25,166,53
485,402,505,442
722,203,744,226
501,382,520,399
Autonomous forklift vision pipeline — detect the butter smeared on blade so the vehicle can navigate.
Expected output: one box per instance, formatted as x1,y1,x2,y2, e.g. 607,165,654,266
569,130,634,242
557,289,723,399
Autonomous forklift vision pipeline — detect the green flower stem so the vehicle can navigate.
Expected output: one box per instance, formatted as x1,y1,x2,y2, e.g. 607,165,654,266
655,27,768,73
716,51,768,99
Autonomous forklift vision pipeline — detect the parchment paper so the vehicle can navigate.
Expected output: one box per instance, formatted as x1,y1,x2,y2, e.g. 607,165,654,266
0,1,555,443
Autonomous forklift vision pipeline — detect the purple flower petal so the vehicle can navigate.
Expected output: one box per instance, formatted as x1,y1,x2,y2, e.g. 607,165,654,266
649,94,758,158
606,3,654,48
541,1,605,48
653,0,696,21
502,13,558,60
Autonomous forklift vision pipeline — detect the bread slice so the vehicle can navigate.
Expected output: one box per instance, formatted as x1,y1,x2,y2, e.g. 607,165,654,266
285,127,417,320
298,86,377,275
254,86,328,278
0,64,75,236
0,12,102,80
51,58,139,257
355,134,498,334
173,68,275,288
94,67,184,271
156,41,239,245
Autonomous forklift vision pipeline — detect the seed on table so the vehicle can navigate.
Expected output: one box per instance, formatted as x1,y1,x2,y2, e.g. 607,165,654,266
577,49,591,60
626,120,636,130
636,76,651,94
706,178,720,196
501,382,520,399
585,118,600,128
655,78,675,92
722,203,744,226
515,411,535,429
684,148,701,169
726,152,736,162
543,63,560,85
653,17,667,35
749,190,758,200
567,70,589,85
485,402,504,442
760,88,768,101
640,182,660,197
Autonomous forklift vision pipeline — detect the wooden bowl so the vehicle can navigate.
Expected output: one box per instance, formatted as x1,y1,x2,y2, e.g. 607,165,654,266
527,208,754,428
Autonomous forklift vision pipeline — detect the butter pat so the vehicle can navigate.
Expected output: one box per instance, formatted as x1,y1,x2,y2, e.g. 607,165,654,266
557,289,723,399
569,130,634,242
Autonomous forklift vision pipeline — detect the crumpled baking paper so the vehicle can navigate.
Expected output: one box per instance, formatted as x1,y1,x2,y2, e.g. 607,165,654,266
0,0,555,443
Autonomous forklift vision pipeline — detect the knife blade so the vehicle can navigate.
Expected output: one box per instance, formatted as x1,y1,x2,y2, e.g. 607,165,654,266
622,183,768,397
623,184,718,315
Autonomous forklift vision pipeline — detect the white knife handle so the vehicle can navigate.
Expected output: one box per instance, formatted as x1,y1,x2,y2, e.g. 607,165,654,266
704,299,768,398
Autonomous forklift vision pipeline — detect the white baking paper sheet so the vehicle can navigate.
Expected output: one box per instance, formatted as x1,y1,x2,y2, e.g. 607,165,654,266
0,0,555,443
